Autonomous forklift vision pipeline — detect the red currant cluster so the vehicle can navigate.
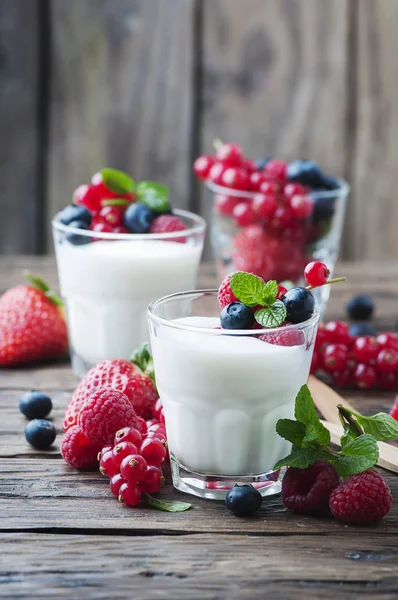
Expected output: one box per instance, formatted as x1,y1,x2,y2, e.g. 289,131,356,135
99,414,168,507
312,321,398,390
74,172,134,234
193,143,340,283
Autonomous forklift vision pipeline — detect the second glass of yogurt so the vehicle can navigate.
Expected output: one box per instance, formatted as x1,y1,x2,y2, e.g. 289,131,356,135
52,209,206,377
148,291,319,500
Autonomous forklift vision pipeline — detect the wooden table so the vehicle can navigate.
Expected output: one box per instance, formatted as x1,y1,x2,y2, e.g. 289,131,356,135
1,257,398,600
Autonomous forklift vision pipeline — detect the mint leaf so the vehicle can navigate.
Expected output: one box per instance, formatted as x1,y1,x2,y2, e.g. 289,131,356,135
146,495,191,512
101,168,134,194
340,425,357,451
276,419,306,445
294,384,320,427
302,422,330,447
274,446,323,470
334,435,379,478
260,280,278,305
101,198,131,207
255,300,286,327
230,272,266,307
136,181,170,213
354,412,398,442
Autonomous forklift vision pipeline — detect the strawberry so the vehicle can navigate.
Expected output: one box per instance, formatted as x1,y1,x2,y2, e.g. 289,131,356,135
0,274,68,367
63,346,158,431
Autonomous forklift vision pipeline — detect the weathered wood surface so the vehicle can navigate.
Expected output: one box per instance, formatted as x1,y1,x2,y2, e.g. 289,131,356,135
1,257,398,599
3,0,398,262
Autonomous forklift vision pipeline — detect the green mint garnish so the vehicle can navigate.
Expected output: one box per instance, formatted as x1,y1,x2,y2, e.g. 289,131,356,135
273,384,397,478
254,301,287,328
101,198,131,207
146,495,191,512
230,272,286,327
136,181,170,213
100,168,135,195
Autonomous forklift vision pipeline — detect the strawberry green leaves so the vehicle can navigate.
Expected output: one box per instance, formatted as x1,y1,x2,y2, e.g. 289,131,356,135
273,384,391,478
230,272,286,327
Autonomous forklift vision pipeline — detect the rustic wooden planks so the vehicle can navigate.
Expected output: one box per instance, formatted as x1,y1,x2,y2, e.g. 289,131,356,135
0,0,41,254
46,0,196,247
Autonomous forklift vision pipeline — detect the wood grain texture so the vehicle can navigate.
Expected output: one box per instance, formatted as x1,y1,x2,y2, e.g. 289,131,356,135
0,0,40,254
1,533,398,600
347,0,398,261
47,0,195,248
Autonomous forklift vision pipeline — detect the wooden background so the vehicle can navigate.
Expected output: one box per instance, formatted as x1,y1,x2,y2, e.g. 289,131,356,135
1,0,398,260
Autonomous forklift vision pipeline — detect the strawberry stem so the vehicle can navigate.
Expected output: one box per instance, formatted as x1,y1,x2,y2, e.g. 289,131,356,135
24,272,63,308
306,276,346,291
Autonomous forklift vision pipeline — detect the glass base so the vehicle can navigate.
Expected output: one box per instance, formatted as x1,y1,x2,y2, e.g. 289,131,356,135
170,455,283,500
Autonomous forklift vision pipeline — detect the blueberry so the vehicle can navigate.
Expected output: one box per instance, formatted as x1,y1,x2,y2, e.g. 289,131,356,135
123,203,155,233
346,295,374,321
320,175,340,191
225,484,263,517
220,302,255,330
24,419,56,450
282,287,315,324
66,220,91,245
349,323,376,337
255,157,271,171
59,205,92,226
311,196,336,222
286,159,326,188
19,390,52,419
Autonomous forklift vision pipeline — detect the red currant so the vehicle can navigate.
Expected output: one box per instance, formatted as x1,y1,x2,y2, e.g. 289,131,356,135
354,363,377,389
112,441,139,467
376,332,398,351
232,202,257,227
283,182,309,197
216,142,243,166
120,454,148,483
248,172,267,191
114,427,142,447
376,348,398,373
353,336,380,364
208,162,226,185
98,205,123,227
113,225,129,234
264,159,288,181
379,372,398,391
118,481,142,507
99,450,119,477
73,184,101,212
110,473,126,498
98,445,113,461
322,343,349,373
91,172,134,202
252,193,277,219
146,419,159,429
140,466,165,494
304,261,330,287
91,221,114,233
276,284,288,300
315,323,328,351
147,423,166,436
214,193,240,216
152,398,164,422
193,154,216,180
140,437,167,466
268,206,294,232
221,167,249,191
331,368,352,388
242,158,257,173
135,416,147,435
390,396,398,420
324,321,350,345
310,351,320,373
289,194,314,219
259,180,281,195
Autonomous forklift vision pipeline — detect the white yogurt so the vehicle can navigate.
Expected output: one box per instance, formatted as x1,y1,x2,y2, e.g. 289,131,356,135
151,317,313,476
55,240,202,367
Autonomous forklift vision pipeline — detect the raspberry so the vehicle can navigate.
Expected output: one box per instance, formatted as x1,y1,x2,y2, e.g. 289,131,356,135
329,470,392,524
281,459,340,515
149,215,186,236
259,328,304,347
218,275,239,309
78,388,138,446
232,225,271,279
390,396,398,421
61,425,101,470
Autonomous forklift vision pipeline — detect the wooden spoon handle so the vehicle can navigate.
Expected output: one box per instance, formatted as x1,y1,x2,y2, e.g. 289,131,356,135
308,375,356,423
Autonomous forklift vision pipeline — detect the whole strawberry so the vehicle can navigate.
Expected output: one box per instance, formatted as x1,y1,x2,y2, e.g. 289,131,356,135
329,469,392,524
63,357,158,431
0,274,68,367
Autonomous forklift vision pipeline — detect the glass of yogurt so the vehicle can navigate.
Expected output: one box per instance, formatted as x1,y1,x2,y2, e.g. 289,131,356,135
52,209,206,377
148,290,319,500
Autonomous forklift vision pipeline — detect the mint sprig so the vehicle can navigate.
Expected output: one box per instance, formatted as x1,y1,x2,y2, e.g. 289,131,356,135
101,168,135,194
230,272,286,327
274,384,398,478
136,181,170,213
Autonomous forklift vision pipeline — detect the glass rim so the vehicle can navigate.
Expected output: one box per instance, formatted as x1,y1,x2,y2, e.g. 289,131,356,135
205,177,350,200
148,289,320,336
52,208,207,241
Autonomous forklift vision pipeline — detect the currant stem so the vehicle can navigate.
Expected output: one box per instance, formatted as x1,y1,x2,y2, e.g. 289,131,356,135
306,277,346,291
338,405,364,437
213,138,223,151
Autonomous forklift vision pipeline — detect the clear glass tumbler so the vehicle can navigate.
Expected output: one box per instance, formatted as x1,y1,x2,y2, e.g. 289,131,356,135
148,290,319,500
206,179,349,316
52,209,206,377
